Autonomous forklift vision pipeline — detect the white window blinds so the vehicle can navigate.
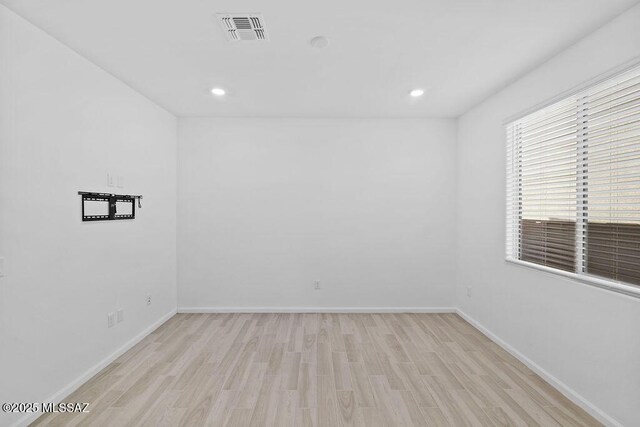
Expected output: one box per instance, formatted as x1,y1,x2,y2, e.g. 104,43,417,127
506,64,640,287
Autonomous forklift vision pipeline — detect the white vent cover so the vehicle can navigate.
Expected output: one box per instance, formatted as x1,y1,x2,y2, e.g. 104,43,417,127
217,14,267,41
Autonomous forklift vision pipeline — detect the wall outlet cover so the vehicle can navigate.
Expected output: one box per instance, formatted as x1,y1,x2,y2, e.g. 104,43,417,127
116,309,124,323
107,312,115,328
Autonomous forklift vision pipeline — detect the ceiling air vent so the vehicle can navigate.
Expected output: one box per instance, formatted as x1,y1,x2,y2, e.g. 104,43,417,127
217,14,268,41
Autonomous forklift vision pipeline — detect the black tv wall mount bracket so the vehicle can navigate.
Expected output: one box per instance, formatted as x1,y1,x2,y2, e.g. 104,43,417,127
78,191,143,221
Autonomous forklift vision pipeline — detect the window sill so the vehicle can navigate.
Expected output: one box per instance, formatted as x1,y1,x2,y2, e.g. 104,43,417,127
505,258,640,299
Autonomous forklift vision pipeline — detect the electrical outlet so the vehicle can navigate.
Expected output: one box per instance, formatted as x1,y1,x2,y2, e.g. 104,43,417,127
107,312,115,328
116,309,124,323
107,173,115,187
314,280,321,290
466,286,472,298
146,295,152,306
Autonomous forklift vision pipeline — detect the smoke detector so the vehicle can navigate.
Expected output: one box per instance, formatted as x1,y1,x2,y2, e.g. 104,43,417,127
217,14,267,41
310,36,330,49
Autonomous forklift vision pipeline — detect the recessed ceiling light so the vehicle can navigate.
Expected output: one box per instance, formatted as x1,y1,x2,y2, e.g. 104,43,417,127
410,89,425,97
211,87,226,96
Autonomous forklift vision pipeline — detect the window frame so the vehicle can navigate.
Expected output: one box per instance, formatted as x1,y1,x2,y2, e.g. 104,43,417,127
504,59,640,299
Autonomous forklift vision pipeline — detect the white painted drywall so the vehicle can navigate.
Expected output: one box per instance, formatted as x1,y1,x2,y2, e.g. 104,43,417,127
456,5,640,426
0,5,177,426
177,118,457,310
2,0,636,118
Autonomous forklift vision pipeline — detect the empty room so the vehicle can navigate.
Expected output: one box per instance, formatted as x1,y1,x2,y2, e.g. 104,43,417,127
1,0,639,426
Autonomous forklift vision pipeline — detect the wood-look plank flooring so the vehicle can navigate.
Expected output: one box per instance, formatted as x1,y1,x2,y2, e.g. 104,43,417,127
31,313,600,426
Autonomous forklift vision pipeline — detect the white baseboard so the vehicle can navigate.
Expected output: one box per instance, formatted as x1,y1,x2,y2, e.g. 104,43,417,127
178,306,456,314
455,309,621,427
12,308,177,427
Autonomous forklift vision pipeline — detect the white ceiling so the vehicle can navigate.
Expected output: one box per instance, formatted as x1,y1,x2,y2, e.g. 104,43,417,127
2,0,637,117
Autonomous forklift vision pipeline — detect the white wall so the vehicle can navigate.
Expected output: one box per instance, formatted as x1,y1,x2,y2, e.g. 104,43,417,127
178,118,457,310
456,5,640,427
0,6,177,426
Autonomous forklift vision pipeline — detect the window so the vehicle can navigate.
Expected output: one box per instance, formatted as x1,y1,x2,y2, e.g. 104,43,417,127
506,64,640,289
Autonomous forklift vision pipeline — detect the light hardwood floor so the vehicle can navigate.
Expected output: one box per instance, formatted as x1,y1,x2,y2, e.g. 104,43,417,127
31,313,600,426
